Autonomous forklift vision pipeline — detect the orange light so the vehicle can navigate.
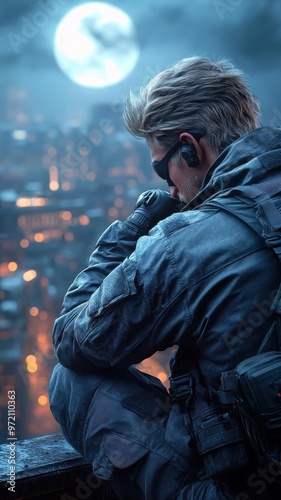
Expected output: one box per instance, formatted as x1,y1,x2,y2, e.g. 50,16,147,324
16,197,47,207
108,207,118,218
49,181,59,191
7,262,18,272
30,307,39,317
39,311,48,320
27,364,38,373
37,333,46,342
65,232,74,241
79,215,89,226
16,198,31,207
61,181,71,191
23,270,37,281
35,198,47,206
60,211,72,221
26,354,38,373
26,355,36,364
34,233,44,243
20,239,29,248
38,395,48,406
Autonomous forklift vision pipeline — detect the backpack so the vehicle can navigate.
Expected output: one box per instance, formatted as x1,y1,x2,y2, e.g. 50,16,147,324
203,176,281,477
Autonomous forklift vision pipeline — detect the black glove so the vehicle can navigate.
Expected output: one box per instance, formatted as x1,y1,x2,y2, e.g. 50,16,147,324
125,189,181,233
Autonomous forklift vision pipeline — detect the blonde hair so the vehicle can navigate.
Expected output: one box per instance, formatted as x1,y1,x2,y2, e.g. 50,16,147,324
124,56,261,153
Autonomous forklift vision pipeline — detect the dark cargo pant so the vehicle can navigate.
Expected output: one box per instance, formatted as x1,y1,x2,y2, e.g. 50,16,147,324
49,364,239,499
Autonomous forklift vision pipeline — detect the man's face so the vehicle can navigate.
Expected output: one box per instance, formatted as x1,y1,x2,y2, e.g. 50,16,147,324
149,138,203,204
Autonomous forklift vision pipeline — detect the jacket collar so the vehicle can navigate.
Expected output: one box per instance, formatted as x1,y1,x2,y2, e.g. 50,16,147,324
188,126,281,209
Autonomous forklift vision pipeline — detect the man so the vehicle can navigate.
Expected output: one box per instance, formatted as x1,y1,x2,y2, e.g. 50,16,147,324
49,56,281,499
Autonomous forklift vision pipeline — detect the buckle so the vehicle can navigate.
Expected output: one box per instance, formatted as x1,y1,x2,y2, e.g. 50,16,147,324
169,373,193,406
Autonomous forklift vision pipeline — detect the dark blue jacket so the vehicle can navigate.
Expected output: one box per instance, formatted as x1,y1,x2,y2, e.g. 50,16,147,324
53,127,281,393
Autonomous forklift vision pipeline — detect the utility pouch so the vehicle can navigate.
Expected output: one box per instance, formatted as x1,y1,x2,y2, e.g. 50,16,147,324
234,350,281,470
236,351,281,433
194,407,249,477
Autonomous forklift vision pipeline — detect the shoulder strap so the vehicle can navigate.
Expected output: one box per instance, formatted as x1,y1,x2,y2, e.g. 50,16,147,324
199,175,281,406
205,178,281,250
203,178,281,351
257,322,277,354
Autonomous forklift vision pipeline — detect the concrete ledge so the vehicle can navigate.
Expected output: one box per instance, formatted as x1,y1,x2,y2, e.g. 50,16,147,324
0,433,118,499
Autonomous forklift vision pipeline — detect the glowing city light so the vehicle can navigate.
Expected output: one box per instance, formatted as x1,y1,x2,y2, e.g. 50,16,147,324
60,211,72,221
108,207,118,218
79,215,90,225
20,239,29,248
7,262,18,272
49,165,59,191
16,198,31,207
26,354,38,373
12,130,28,140
16,197,47,207
29,307,39,317
34,233,45,243
49,181,59,191
64,232,74,241
38,395,48,406
23,270,37,281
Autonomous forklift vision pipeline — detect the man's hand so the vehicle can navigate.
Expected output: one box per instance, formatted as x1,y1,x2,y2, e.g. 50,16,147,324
125,189,182,233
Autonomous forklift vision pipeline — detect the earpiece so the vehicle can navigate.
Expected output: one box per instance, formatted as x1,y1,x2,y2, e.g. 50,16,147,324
181,144,198,168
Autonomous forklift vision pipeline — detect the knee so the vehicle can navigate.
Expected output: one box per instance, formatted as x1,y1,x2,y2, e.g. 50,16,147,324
48,364,71,427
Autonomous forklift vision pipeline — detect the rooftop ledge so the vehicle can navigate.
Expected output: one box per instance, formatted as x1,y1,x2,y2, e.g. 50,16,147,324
0,433,118,500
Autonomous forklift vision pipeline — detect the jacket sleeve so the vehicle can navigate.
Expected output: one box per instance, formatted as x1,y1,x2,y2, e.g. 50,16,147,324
52,220,149,371
53,221,190,371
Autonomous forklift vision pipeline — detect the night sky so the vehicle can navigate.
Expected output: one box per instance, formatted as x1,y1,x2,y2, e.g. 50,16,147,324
0,0,281,127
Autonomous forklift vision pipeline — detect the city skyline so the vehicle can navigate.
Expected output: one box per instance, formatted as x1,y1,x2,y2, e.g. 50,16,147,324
0,105,167,443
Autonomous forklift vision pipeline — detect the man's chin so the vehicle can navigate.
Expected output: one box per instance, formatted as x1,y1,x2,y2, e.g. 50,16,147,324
179,194,188,204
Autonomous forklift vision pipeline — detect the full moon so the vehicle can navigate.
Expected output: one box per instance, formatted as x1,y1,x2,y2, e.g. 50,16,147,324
53,2,140,88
